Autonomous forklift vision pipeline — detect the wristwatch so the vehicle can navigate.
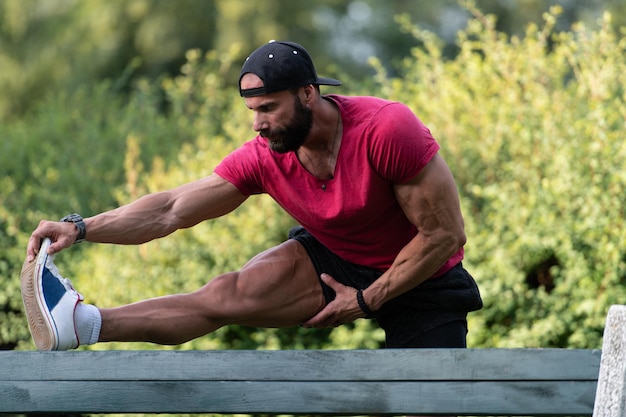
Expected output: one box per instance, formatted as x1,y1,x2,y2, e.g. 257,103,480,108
60,213,86,243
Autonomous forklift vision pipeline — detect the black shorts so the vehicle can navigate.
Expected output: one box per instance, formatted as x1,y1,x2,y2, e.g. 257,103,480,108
288,226,483,348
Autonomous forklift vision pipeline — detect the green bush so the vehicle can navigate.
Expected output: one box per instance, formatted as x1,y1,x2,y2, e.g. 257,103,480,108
2,6,625,351
377,5,626,348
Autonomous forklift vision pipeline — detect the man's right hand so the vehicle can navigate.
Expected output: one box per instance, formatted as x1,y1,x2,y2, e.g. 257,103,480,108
26,220,78,262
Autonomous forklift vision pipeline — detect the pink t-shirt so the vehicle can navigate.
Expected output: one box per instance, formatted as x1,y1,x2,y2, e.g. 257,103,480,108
215,95,463,275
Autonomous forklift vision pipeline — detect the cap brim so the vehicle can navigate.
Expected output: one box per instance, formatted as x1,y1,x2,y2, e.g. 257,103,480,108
317,77,342,87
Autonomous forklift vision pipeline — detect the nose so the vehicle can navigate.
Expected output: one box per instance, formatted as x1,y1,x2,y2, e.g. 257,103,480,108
252,112,269,133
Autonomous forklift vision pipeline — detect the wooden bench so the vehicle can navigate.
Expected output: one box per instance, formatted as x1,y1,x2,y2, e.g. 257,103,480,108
2,305,625,416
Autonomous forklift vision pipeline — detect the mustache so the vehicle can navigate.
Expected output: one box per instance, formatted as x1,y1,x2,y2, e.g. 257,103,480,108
259,128,287,140
259,128,277,138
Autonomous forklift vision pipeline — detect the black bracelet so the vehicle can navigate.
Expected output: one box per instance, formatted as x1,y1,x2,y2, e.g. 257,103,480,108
356,289,374,317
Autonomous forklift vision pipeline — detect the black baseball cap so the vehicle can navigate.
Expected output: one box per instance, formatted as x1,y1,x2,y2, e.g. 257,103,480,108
239,40,342,97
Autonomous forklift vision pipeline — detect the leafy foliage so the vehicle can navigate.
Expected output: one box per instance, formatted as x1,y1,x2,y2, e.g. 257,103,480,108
380,5,626,348
2,0,624,122
1,5,625,354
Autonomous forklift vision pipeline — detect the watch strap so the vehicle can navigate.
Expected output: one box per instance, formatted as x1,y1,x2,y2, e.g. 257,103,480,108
60,213,86,243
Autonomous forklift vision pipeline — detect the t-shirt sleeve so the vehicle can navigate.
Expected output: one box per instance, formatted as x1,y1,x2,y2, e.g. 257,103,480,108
214,140,266,196
367,102,440,183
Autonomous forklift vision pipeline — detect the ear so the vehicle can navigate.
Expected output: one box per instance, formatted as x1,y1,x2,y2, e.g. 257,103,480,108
301,84,315,102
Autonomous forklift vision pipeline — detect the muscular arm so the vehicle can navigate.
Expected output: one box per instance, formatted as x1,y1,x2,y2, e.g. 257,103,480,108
365,152,466,310
303,152,466,328
27,174,247,258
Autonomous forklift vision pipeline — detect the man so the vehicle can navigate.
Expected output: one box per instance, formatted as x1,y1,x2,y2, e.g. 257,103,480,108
21,40,482,351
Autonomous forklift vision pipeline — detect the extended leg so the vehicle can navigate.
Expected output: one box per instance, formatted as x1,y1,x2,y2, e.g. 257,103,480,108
22,238,325,349
98,239,325,344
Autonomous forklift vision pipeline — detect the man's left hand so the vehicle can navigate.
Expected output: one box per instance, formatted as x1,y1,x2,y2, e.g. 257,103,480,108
301,273,366,328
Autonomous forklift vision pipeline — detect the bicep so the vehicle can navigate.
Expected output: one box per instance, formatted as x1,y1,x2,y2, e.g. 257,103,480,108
170,173,248,229
394,153,465,236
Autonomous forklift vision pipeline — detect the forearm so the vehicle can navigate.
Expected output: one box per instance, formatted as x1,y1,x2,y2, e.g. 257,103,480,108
26,174,245,260
84,191,182,245
83,174,245,245
365,229,465,311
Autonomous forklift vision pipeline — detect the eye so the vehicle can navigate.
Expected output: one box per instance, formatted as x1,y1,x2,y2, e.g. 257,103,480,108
259,104,277,113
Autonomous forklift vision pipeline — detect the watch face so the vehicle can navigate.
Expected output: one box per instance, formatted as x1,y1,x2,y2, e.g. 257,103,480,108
62,213,82,222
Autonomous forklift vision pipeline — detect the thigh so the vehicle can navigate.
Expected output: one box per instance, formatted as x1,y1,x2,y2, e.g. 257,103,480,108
198,239,326,328
386,319,468,348
377,264,480,348
379,306,470,348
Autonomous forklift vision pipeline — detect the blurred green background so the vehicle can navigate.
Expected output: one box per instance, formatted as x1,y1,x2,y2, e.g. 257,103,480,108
1,0,625,358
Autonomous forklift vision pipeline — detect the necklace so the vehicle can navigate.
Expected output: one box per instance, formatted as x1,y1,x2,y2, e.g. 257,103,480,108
301,106,341,191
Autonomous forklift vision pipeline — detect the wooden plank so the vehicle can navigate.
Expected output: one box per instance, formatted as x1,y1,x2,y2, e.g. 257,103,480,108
0,348,601,382
0,380,597,415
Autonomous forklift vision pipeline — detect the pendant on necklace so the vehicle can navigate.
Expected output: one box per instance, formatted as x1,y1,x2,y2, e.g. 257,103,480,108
322,184,327,191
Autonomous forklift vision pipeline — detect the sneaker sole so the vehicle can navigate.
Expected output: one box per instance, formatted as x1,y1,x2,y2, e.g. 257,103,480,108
20,238,57,351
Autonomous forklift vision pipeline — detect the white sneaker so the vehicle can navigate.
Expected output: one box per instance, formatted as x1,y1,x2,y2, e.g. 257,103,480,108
20,238,83,350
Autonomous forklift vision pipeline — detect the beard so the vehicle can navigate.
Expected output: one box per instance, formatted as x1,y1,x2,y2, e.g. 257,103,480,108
260,96,313,154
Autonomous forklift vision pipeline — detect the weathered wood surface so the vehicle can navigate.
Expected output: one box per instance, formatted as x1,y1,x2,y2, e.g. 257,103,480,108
0,348,601,415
